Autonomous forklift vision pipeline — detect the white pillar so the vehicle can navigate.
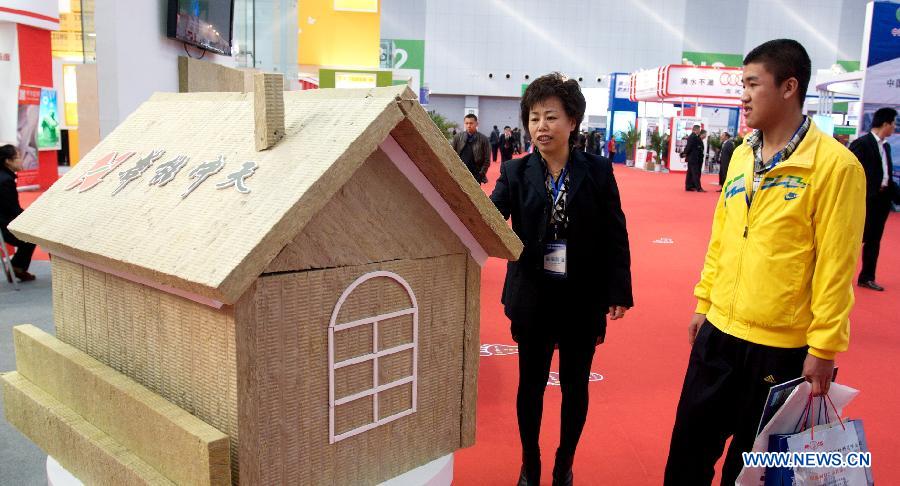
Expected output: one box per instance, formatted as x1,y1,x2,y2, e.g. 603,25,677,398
94,0,236,137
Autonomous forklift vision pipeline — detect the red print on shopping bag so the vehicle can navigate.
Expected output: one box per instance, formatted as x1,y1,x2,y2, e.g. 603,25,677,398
66,151,136,193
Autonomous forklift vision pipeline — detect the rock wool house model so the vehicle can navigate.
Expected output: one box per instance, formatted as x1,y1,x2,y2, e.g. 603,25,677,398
2,78,522,485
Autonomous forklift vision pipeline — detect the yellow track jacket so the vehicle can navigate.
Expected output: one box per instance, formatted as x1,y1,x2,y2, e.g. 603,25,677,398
695,122,866,360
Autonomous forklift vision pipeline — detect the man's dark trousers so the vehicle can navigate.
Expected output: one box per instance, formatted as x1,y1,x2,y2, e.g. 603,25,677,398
859,188,892,283
685,159,702,190
664,322,807,486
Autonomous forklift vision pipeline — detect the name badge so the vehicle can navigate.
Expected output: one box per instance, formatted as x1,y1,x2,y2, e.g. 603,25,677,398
543,240,567,279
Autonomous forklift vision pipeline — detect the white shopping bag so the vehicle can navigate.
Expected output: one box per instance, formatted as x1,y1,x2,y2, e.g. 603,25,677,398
735,381,859,486
787,419,873,486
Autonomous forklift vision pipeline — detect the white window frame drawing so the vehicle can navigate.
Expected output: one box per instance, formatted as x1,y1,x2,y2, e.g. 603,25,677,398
328,271,419,444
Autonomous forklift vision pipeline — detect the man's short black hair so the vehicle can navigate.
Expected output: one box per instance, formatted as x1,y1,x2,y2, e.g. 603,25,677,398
872,107,898,128
464,113,478,121
743,39,811,107
493,125,498,129
504,125,511,130
521,72,586,146
692,124,701,130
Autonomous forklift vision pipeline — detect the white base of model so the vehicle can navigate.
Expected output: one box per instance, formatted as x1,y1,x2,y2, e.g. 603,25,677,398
47,453,454,485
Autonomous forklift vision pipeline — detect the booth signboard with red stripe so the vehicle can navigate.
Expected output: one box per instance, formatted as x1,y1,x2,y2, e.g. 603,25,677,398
630,64,744,107
662,65,744,102
0,0,60,31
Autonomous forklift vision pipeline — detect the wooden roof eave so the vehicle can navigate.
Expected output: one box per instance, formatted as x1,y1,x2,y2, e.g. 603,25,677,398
390,98,523,262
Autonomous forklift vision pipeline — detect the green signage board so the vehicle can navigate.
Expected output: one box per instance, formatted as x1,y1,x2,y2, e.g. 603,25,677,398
681,51,743,68
836,60,860,72
834,126,856,136
380,39,425,85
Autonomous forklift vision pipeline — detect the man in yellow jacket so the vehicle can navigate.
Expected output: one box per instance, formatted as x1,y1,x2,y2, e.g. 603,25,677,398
664,39,866,486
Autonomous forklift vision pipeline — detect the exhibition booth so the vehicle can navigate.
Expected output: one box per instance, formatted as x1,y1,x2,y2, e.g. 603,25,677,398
0,0,61,190
628,64,743,172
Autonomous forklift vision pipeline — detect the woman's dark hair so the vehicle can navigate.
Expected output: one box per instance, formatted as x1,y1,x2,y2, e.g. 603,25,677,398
521,72,586,146
0,144,17,166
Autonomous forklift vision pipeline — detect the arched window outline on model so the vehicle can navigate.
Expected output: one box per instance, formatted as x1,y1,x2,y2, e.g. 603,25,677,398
328,271,419,444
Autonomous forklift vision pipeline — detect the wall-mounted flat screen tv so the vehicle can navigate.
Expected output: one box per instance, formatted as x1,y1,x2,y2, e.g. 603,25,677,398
167,0,234,56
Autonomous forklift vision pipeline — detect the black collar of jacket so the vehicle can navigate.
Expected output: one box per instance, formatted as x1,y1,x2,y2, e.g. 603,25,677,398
864,131,880,150
523,149,589,205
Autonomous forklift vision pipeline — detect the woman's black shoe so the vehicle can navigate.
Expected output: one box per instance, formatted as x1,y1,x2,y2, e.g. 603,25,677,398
552,450,574,486
517,452,541,486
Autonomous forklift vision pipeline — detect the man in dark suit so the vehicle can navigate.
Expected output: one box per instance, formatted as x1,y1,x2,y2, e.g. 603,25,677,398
683,125,706,191
717,132,735,191
499,126,516,162
850,107,897,291
490,125,501,161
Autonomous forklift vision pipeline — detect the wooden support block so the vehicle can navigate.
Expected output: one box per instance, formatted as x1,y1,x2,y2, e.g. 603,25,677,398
12,324,231,486
254,73,285,151
460,254,481,448
1,371,174,485
178,56,251,93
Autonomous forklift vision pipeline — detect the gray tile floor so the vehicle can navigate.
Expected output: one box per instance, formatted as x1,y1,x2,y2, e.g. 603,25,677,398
1,260,54,485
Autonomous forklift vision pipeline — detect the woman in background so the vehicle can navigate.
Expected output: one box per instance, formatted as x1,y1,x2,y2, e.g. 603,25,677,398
1,144,36,282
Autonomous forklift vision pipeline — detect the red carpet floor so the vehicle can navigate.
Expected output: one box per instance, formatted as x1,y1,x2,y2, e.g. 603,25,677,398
15,159,900,484
454,156,900,485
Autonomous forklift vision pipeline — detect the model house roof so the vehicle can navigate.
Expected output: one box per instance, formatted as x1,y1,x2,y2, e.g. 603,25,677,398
10,85,522,304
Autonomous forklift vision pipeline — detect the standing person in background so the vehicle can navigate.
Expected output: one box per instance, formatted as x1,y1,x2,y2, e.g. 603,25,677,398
607,136,617,162
717,132,735,191
699,130,709,173
664,39,866,486
451,114,492,184
491,72,633,486
524,130,532,153
0,145,36,282
491,125,501,162
850,106,897,291
682,125,704,191
585,130,595,155
513,127,523,154
593,131,603,155
500,126,516,162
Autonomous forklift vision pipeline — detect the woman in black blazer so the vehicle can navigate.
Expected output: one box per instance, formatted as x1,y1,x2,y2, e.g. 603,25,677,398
490,73,633,486
0,144,36,282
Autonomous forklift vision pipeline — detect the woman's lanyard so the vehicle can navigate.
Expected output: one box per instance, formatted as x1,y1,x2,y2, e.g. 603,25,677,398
550,167,568,205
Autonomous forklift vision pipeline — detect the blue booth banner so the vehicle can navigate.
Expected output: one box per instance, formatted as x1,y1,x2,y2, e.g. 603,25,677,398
607,72,638,163
859,1,900,178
